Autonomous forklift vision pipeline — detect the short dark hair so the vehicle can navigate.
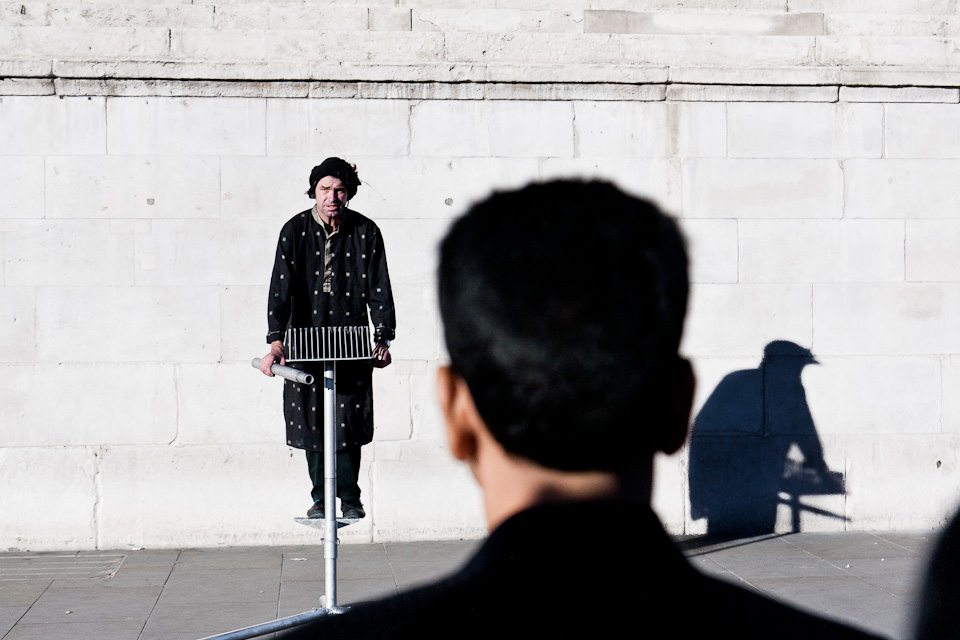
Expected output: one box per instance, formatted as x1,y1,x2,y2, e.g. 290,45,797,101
307,157,361,200
438,180,689,472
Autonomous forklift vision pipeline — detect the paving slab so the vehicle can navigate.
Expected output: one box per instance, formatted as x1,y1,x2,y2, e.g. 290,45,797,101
0,532,938,640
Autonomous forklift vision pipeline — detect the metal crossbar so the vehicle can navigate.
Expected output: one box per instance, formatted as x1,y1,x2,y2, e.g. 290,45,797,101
284,326,372,362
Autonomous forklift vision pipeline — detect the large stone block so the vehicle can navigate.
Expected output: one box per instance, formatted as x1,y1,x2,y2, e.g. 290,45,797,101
540,158,681,212
944,356,960,434
390,283,440,362
266,99,410,157
842,433,960,530
171,28,444,64
373,218,452,285
370,8,412,31
689,356,764,424
652,450,688,534
3,220,135,286
134,219,277,286
0,26,170,58
413,9,582,33
445,32,621,64
107,97,266,156
576,101,725,159
351,156,540,220
682,159,843,219
176,363,282,445
678,219,738,284
0,77,53,96
844,160,960,219
886,104,960,158
0,156,43,219
621,34,816,67
906,220,960,282
802,356,941,436
35,286,220,363
683,284,813,357
813,283,960,355
791,0,956,12
667,84,838,103
410,101,574,158
96,444,333,548
0,287,35,362
220,285,270,363
221,156,315,220
409,362,445,442
372,368,413,443
584,10,824,36
370,440,485,541
215,5,367,30
47,4,214,28
0,96,105,155
670,65,840,86
738,220,904,283
46,156,220,219
727,103,883,158
0,447,97,551
574,102,673,158
0,363,178,446
817,36,960,67
840,86,960,103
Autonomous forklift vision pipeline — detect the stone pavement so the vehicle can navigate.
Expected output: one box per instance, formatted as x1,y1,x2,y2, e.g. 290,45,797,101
0,529,939,640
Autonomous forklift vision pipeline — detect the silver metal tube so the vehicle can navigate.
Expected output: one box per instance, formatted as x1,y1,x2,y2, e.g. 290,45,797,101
323,360,339,611
250,359,314,385
195,608,331,640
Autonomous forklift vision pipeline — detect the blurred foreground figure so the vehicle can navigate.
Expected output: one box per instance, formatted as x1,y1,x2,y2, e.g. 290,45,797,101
913,510,960,639
279,180,883,639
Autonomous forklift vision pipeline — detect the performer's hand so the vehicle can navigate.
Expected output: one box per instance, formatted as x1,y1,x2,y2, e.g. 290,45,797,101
372,341,392,368
260,341,286,376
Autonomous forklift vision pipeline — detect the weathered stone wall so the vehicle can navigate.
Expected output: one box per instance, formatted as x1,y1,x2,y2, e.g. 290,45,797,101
3,1,960,549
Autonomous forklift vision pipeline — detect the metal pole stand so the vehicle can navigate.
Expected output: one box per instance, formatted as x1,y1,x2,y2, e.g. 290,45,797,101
217,327,372,640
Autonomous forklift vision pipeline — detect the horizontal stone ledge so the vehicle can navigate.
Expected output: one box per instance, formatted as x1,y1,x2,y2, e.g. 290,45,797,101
48,60,671,84
668,83,838,102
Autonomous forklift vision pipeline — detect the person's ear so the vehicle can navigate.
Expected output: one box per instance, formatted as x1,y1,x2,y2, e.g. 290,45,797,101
437,366,481,464
657,358,695,455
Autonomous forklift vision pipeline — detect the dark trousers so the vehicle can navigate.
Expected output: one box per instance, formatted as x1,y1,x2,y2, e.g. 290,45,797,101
306,447,361,504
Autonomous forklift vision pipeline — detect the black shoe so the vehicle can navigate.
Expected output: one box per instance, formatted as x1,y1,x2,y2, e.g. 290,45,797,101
307,501,324,519
342,500,365,519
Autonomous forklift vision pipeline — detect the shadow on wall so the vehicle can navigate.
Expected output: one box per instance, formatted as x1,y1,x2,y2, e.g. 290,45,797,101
688,340,847,536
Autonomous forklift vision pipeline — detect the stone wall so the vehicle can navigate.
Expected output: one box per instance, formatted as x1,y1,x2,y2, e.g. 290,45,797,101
3,1,960,549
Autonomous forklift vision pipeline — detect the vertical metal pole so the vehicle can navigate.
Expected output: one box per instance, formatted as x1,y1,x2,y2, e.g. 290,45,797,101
323,360,340,612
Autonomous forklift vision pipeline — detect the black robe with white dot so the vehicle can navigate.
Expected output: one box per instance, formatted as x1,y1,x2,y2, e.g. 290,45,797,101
267,207,396,451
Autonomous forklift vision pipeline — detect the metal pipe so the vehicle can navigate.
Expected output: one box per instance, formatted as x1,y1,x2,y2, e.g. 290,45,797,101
323,360,341,612
195,608,331,640
250,359,314,385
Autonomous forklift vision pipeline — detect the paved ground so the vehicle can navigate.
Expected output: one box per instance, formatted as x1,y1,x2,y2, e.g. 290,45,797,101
0,529,939,640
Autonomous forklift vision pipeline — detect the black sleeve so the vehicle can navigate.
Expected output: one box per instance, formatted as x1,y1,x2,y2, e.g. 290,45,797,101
266,222,296,344
366,223,396,342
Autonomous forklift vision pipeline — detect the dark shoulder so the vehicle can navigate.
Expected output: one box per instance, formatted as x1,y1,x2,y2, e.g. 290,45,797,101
344,209,381,234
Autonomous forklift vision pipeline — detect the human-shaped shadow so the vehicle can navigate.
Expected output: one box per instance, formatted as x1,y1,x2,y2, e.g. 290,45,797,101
688,340,846,536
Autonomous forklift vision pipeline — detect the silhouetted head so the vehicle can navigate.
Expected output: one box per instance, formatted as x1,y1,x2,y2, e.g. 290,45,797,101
763,341,818,367
437,180,690,472
307,157,361,200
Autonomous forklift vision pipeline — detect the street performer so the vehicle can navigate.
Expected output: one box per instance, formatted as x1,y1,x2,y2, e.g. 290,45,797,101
259,157,396,520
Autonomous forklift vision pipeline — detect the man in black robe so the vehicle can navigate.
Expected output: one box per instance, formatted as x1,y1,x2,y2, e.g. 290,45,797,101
260,158,396,520
277,180,883,639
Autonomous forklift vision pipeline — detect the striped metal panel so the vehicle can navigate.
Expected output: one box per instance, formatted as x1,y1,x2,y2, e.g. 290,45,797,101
284,326,372,362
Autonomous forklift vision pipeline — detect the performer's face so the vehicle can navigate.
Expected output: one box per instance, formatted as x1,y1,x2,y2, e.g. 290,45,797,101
315,176,348,219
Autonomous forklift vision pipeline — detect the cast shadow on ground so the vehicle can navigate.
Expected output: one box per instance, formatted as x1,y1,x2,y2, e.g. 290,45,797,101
687,340,847,538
